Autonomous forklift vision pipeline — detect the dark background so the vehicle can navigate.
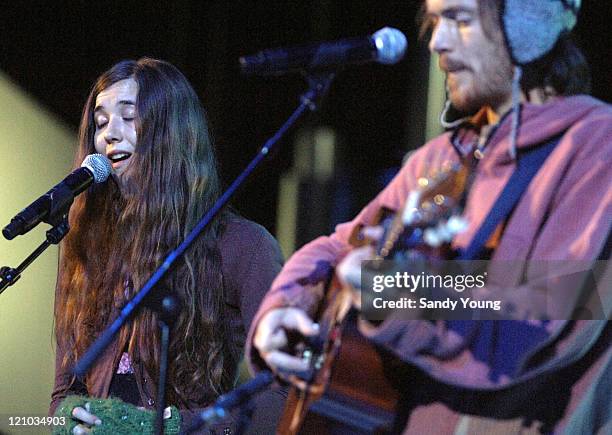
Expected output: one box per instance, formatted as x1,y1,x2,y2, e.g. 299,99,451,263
1,1,610,240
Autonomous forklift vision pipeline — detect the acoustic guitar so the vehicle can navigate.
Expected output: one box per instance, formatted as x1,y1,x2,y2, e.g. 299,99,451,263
276,163,469,434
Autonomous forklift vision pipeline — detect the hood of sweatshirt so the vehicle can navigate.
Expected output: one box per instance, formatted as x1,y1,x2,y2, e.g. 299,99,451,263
476,95,610,161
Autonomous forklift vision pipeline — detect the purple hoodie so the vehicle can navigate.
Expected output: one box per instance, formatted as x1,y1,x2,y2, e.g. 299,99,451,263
248,95,611,433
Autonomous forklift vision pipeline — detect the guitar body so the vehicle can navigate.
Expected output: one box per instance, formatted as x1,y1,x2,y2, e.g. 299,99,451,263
285,312,402,435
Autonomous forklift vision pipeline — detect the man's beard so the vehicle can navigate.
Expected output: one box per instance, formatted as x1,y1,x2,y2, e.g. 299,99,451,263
449,68,513,115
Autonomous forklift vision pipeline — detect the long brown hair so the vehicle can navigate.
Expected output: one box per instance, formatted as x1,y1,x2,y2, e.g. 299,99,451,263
55,58,236,406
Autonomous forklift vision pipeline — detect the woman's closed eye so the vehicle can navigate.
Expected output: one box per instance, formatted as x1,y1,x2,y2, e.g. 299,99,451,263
95,116,108,128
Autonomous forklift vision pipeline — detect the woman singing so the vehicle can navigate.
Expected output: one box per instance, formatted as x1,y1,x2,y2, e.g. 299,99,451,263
50,58,283,433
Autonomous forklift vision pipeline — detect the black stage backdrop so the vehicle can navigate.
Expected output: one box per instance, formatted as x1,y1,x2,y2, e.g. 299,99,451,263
1,1,610,240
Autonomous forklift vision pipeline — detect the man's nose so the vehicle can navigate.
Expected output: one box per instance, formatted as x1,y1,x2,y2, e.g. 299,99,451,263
429,19,453,54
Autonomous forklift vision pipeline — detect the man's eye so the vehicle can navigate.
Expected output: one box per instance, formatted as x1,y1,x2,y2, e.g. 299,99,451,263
456,15,472,27
96,120,108,128
123,117,135,122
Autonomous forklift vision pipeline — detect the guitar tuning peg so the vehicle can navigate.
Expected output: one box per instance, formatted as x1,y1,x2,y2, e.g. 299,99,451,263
423,227,443,247
402,191,421,224
433,194,446,206
424,216,469,248
446,215,468,235
436,220,453,242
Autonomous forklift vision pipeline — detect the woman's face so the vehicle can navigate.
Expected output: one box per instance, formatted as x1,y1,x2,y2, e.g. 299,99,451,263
93,78,138,183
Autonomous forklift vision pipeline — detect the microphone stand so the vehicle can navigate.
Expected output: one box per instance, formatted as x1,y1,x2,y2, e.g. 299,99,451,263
0,183,76,295
73,72,336,435
145,289,181,435
0,219,69,295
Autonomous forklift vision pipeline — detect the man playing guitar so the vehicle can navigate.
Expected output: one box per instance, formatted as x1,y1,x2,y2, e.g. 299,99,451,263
249,0,610,433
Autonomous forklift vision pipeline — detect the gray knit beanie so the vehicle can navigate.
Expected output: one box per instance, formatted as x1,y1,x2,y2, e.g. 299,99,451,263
502,0,581,65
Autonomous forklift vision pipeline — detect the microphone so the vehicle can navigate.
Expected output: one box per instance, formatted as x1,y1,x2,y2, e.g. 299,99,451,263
239,27,407,75
184,371,274,433
2,153,112,240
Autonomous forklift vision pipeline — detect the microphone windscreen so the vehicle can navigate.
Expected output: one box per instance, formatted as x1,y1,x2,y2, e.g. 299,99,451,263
81,153,112,183
373,27,408,64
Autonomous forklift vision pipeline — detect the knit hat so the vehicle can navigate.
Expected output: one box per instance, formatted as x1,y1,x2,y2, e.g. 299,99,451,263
502,0,581,65
442,0,582,158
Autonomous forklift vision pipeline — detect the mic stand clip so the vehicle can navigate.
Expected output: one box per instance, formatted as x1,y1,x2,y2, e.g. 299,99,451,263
0,185,74,295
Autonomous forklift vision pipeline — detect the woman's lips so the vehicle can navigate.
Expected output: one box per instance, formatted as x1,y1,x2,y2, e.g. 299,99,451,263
111,155,132,170
107,151,133,170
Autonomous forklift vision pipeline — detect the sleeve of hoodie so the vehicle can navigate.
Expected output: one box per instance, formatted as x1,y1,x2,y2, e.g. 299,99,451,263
245,140,454,372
